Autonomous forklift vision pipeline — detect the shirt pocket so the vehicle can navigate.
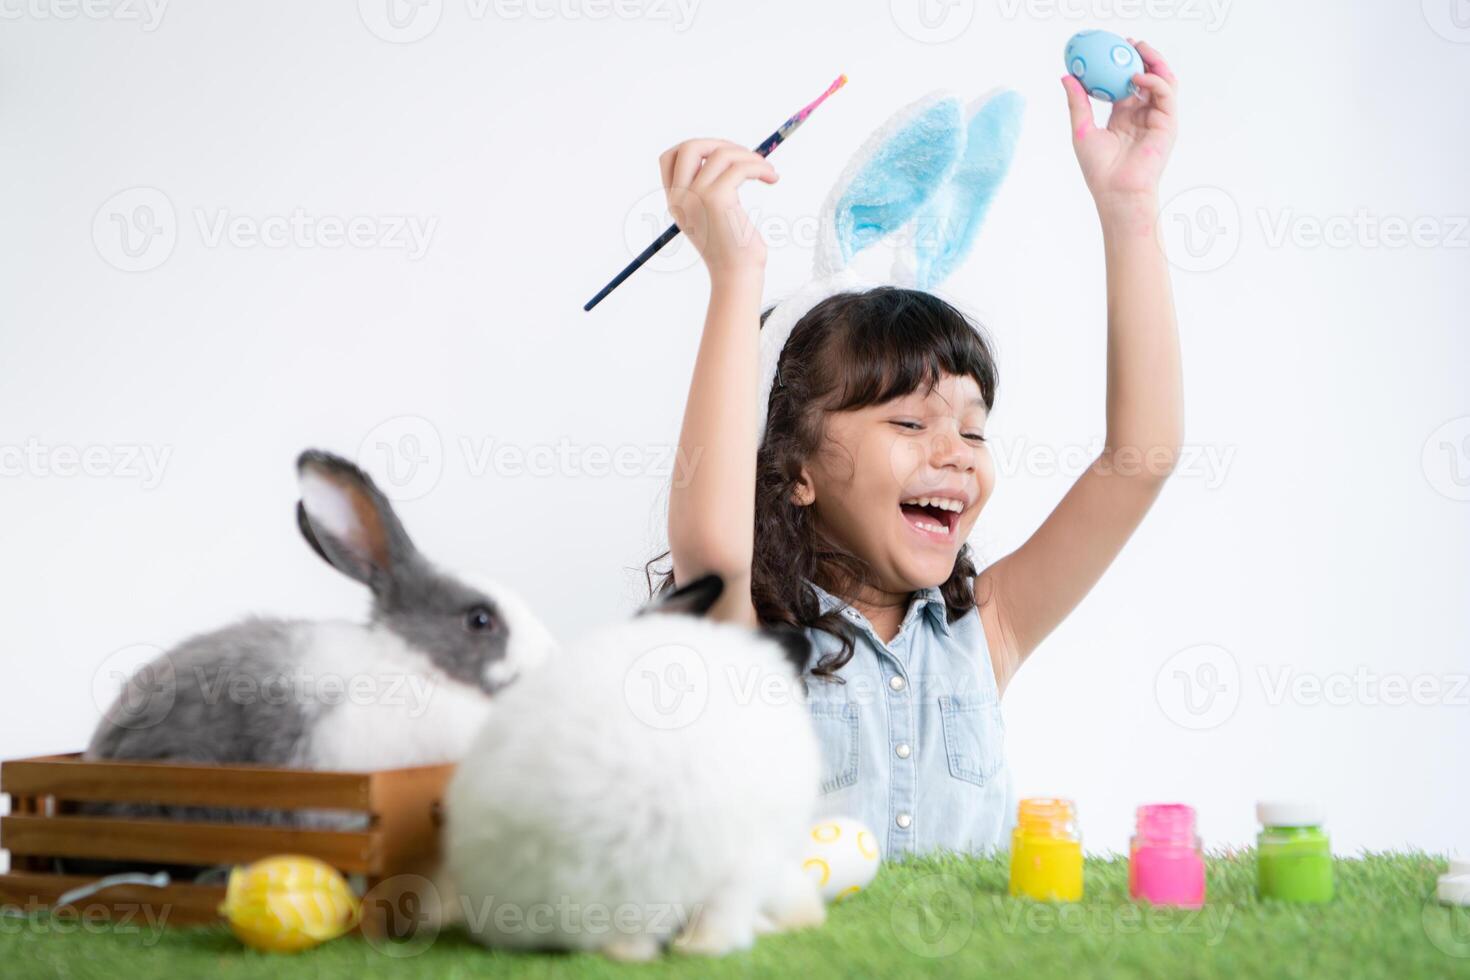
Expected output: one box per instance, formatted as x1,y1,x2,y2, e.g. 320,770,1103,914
938,693,1005,787
807,701,859,794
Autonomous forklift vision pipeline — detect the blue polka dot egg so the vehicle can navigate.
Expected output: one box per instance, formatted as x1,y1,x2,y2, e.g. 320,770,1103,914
1065,30,1143,103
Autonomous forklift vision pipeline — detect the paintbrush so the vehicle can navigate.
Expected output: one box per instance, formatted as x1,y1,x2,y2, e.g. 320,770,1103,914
584,73,848,312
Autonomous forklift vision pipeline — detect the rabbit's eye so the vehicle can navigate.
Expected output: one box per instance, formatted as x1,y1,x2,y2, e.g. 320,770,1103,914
464,605,499,633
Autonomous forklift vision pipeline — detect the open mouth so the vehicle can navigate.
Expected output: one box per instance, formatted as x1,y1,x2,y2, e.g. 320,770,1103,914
899,495,962,542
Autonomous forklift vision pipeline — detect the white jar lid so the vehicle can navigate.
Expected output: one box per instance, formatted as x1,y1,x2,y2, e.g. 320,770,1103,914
1256,802,1325,827
1448,856,1470,877
1438,873,1470,907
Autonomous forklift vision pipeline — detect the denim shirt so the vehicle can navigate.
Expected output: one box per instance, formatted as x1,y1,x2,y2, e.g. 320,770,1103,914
800,580,1015,859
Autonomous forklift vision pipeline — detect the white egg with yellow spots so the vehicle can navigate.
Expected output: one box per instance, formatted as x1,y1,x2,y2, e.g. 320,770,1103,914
802,817,881,902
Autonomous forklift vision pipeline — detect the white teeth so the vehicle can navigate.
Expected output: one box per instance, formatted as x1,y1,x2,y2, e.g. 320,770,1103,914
900,495,964,513
900,509,952,535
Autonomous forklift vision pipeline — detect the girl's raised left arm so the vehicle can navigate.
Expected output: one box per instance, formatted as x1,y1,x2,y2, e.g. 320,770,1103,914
981,40,1184,687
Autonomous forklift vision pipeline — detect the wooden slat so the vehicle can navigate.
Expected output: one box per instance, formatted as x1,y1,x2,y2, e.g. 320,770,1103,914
1,754,373,811
0,871,226,927
1,815,380,874
8,794,43,873
368,763,456,871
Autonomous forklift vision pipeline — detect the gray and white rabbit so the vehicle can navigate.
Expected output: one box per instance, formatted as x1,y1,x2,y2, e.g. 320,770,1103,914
439,573,825,961
86,449,556,781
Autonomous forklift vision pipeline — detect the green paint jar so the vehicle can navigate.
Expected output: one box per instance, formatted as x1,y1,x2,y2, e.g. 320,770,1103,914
1256,802,1333,903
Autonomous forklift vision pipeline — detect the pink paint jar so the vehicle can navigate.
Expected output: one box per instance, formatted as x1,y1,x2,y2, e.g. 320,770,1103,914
1128,803,1205,908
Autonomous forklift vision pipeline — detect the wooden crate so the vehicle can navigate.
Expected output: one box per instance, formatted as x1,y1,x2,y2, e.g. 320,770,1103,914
0,753,454,932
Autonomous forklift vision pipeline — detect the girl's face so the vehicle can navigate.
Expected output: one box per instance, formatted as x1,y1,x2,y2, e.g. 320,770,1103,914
795,372,995,591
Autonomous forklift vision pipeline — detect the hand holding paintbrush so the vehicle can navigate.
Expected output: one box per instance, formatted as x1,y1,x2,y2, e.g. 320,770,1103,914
584,75,847,311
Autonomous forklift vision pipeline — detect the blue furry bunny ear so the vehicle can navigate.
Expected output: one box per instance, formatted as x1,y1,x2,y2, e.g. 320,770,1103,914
814,92,966,278
894,89,1025,291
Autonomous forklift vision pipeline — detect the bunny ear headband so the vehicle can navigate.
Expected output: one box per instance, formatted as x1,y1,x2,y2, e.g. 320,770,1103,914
755,88,1025,446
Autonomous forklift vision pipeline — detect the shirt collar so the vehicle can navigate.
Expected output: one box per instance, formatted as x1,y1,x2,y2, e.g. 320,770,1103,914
806,580,953,639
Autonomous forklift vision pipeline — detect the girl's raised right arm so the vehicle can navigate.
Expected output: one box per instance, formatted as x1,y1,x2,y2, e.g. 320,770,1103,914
661,138,778,626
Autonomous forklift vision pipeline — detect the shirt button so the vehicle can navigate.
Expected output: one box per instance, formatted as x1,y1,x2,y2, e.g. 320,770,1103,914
889,675,906,692
895,743,911,759
896,812,912,829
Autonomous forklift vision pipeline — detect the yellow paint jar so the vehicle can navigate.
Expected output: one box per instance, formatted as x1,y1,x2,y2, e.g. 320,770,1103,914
1009,798,1083,901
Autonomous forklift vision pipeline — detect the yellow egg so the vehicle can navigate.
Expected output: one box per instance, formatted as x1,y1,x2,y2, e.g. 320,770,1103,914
801,817,881,902
218,855,361,953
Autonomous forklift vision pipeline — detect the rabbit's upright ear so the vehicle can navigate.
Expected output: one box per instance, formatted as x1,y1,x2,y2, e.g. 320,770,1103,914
893,89,1025,291
642,573,725,618
295,450,420,591
814,92,967,279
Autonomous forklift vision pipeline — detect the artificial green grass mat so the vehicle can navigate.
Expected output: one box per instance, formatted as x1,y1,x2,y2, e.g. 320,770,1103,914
5,851,1468,979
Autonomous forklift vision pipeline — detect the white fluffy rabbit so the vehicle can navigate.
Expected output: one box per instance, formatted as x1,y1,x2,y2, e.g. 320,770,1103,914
440,573,825,960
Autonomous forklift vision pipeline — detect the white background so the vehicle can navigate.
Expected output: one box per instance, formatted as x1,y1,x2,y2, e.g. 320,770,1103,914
2,0,1467,857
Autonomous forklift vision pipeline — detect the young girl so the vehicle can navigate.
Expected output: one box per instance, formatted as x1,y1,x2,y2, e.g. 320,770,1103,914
648,41,1182,858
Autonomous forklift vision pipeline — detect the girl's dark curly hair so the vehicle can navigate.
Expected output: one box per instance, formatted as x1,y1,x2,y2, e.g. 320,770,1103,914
644,286,999,678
